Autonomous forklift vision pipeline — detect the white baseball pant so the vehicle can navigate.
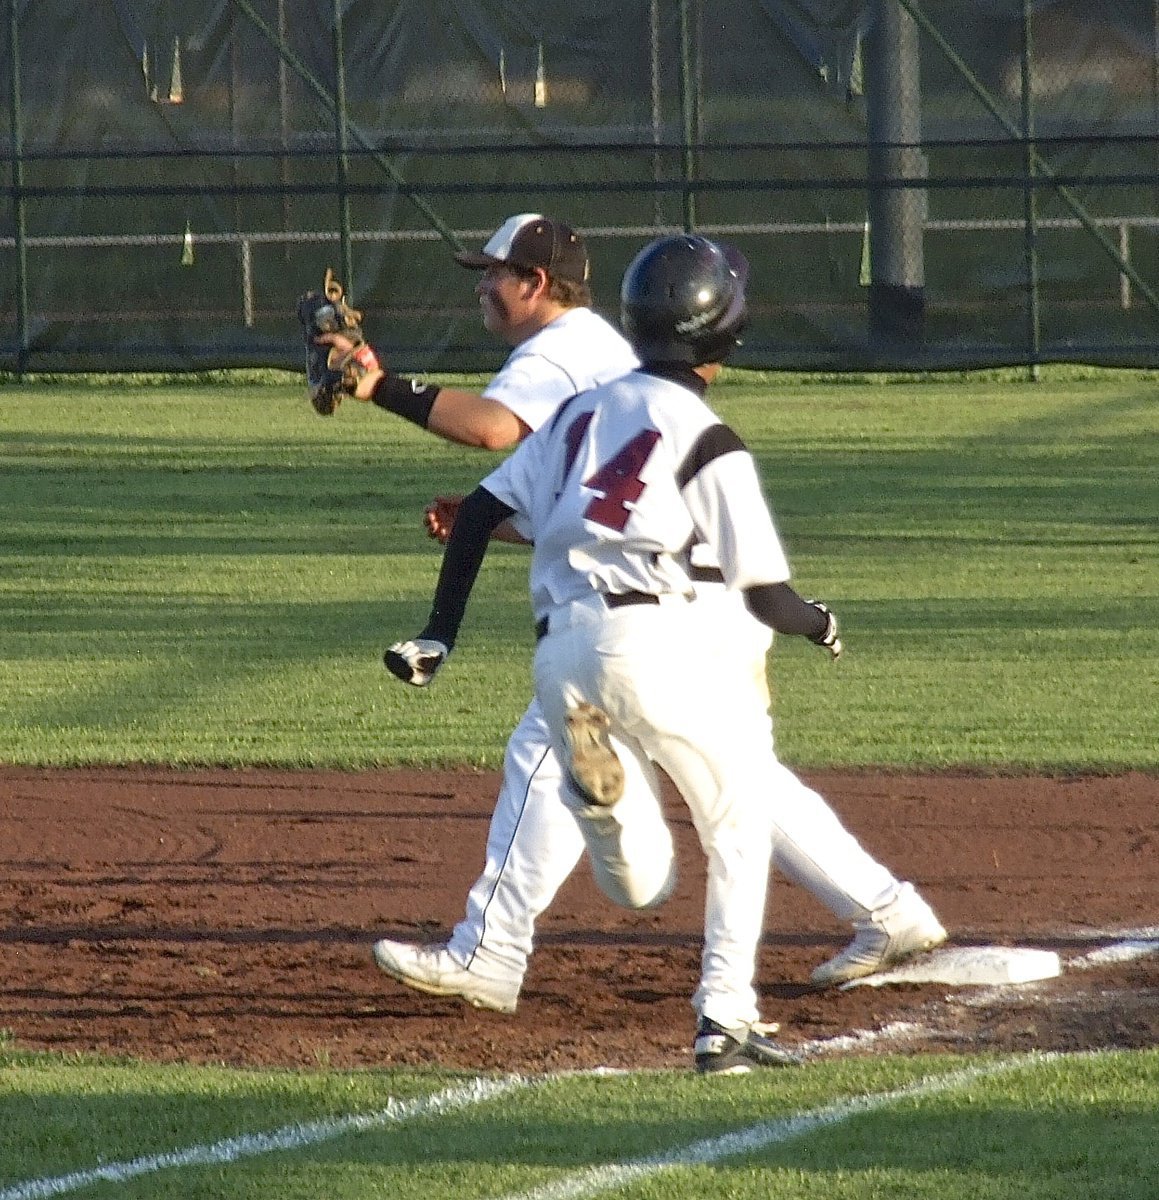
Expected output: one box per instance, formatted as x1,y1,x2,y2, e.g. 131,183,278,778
533,594,778,1030
446,592,905,995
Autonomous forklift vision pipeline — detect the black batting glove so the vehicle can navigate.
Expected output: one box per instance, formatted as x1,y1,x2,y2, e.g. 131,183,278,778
384,638,449,687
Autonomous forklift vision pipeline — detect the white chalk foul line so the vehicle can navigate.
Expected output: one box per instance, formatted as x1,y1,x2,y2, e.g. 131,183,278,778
482,1053,1064,1200
0,1074,529,1200
6,927,1153,1200
1067,927,1159,970
803,926,1159,1052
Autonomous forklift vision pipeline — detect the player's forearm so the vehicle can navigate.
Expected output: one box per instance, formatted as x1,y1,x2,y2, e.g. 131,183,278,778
368,367,528,449
426,388,529,449
743,582,829,638
419,486,516,648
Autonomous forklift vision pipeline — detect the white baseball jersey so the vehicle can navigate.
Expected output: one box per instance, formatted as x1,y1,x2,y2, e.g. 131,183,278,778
482,307,639,431
485,364,795,1029
481,366,792,624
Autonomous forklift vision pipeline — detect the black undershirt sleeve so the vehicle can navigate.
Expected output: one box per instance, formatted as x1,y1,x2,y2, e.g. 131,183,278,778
419,487,516,649
743,581,829,638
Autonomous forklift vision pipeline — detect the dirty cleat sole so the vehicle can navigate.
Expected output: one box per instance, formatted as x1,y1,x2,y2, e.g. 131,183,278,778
563,702,624,807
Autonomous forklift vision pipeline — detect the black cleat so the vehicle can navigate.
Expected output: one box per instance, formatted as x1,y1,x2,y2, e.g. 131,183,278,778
693,1018,801,1075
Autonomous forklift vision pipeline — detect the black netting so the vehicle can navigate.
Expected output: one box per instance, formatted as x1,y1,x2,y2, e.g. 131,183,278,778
3,0,1159,373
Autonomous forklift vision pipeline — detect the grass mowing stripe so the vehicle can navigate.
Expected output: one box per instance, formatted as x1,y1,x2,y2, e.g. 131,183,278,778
484,1054,1066,1200
0,1074,529,1200
2,380,1154,769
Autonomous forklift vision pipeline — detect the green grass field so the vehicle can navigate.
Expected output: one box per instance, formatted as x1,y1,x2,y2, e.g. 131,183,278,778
0,371,1156,1198
0,370,1154,769
2,1044,1157,1199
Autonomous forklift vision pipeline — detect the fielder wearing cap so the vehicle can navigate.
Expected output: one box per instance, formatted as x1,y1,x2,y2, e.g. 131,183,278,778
363,218,642,1017
454,212,591,290
319,211,623,448
446,214,630,434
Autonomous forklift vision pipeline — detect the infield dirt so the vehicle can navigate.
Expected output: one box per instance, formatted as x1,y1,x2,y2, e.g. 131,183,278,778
2,767,1155,1072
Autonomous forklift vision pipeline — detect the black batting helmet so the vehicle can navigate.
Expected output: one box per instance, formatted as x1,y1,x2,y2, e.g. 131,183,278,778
620,235,749,366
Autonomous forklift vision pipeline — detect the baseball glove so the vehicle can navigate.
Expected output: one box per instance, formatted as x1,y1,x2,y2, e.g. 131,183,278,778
296,268,380,415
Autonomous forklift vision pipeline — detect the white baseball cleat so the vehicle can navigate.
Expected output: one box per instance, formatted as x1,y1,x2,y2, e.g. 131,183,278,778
371,939,520,1013
562,702,625,807
810,884,947,987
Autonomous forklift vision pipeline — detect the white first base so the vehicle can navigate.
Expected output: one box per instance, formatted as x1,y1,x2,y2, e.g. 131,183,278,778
841,946,1062,990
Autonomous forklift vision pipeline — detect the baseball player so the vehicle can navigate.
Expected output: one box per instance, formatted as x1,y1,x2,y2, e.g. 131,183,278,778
328,215,943,1017
322,213,641,1009
384,234,945,1071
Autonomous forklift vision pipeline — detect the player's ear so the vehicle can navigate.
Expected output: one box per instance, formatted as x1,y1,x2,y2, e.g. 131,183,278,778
525,266,549,296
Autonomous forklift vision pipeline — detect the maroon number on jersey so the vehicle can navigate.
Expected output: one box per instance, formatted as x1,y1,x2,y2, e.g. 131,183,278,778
582,429,661,532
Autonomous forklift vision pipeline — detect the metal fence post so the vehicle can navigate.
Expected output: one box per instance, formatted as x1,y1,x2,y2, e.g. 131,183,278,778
333,0,353,295
650,0,663,229
1020,0,1041,381
1119,223,1132,311
7,0,29,378
278,0,291,262
242,238,254,327
678,0,698,233
866,0,926,349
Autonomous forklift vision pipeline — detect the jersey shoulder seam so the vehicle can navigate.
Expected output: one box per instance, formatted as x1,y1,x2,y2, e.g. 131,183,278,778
675,423,747,489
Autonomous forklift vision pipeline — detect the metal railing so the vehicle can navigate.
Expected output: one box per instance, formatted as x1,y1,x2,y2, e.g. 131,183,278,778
4,214,1156,330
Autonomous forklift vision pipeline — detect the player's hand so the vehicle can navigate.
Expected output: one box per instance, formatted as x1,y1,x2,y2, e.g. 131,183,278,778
424,494,464,543
313,331,382,400
808,602,842,660
384,638,449,686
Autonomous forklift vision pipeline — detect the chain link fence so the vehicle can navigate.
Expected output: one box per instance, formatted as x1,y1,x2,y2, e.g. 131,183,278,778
4,0,1159,374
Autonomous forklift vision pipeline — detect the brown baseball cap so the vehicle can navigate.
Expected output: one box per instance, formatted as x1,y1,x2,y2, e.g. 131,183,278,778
454,213,590,285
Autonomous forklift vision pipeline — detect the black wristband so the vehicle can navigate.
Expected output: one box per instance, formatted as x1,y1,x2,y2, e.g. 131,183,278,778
370,372,441,428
